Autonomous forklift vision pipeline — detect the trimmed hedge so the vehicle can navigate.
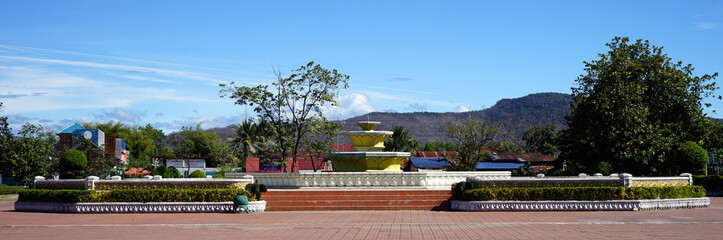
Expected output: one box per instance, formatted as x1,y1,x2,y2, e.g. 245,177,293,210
460,186,706,201
694,175,723,191
18,189,253,202
0,185,24,195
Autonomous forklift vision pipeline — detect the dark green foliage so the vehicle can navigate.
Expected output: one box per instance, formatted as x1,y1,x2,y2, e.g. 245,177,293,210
492,141,523,153
189,170,206,178
76,138,116,178
676,142,709,175
452,181,475,199
460,186,705,201
693,175,723,191
166,166,182,178
0,185,23,195
18,189,252,202
244,182,268,201
83,122,170,169
560,37,719,176
595,161,614,176
0,115,58,185
213,170,226,178
422,141,458,151
522,124,559,157
59,149,87,179
166,124,233,167
511,162,532,176
384,126,420,154
151,165,167,176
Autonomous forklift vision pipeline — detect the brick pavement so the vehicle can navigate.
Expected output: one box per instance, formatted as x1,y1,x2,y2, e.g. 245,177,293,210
1,198,722,239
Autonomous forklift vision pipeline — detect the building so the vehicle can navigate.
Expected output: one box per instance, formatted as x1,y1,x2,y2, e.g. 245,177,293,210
56,123,129,165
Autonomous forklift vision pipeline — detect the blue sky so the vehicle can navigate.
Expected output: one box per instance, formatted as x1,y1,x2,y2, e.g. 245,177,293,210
0,1,721,133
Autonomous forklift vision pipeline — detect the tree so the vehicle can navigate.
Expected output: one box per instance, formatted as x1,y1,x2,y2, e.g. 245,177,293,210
522,124,559,157
422,141,458,151
301,116,343,172
384,126,420,154
83,122,170,168
167,124,233,166
0,112,58,185
229,118,275,160
560,37,719,176
59,149,87,179
220,61,350,172
445,118,501,170
492,141,523,153
676,141,709,175
76,138,116,178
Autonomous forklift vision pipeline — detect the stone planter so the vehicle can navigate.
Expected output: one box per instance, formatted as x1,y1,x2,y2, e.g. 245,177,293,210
14,200,267,213
450,198,710,211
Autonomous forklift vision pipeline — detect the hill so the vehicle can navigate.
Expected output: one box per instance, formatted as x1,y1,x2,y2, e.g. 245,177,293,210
342,92,572,143
206,92,573,144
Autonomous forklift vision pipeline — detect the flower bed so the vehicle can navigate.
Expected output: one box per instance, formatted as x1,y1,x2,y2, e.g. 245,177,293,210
18,189,253,202
458,186,706,201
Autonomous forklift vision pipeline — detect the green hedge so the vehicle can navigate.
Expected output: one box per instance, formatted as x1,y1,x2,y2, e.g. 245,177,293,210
18,189,253,202
694,175,723,191
460,186,706,201
0,185,24,195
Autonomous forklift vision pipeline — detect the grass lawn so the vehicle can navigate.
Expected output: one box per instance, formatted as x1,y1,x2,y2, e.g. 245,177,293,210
0,194,18,201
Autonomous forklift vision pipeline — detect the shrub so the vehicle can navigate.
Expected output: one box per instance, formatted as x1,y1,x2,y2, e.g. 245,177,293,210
165,166,182,178
189,170,206,178
245,182,267,201
151,165,167,176
59,149,87,179
693,175,723,191
213,170,226,178
18,189,253,203
677,141,709,175
460,186,705,201
452,181,474,199
0,185,23,195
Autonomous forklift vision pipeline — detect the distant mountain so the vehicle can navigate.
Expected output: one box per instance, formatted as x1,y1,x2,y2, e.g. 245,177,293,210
208,92,573,144
342,92,572,143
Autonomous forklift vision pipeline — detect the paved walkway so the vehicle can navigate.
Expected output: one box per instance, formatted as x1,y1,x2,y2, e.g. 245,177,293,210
1,198,722,239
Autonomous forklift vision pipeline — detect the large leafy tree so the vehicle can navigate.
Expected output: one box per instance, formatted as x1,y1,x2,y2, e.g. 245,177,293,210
83,122,170,168
301,116,343,172
220,61,349,172
445,118,500,170
522,124,559,157
384,126,420,154
167,124,233,166
0,120,58,185
560,37,719,176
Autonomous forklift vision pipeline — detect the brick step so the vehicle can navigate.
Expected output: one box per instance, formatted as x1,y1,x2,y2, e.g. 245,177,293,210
262,189,453,211
264,190,452,196
263,195,451,201
267,205,450,211
267,199,451,207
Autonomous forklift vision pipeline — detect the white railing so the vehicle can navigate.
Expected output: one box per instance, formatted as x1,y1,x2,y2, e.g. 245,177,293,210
226,171,510,188
33,175,255,190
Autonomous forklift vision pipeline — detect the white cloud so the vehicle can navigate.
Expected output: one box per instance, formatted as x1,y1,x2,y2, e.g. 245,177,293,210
322,92,375,119
695,22,718,30
455,105,471,112
154,114,246,132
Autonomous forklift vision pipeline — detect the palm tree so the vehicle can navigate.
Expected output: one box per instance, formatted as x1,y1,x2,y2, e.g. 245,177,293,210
229,119,275,159
384,126,419,154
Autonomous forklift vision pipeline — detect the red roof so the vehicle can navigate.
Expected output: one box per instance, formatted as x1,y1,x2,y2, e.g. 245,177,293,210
493,152,554,163
417,151,458,159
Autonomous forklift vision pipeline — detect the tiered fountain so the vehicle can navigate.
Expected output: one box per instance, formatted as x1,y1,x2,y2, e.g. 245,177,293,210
326,121,410,172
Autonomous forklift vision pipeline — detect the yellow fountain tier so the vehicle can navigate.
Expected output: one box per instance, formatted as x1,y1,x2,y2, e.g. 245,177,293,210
326,152,411,172
344,131,392,152
327,120,411,172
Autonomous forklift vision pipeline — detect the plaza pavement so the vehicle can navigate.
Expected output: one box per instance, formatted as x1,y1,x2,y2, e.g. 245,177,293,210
1,198,722,240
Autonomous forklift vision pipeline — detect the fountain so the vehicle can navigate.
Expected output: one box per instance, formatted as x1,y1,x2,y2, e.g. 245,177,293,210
326,121,410,172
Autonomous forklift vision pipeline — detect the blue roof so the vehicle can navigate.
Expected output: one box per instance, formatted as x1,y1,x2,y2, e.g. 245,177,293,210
56,122,85,135
409,158,451,168
476,162,525,170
